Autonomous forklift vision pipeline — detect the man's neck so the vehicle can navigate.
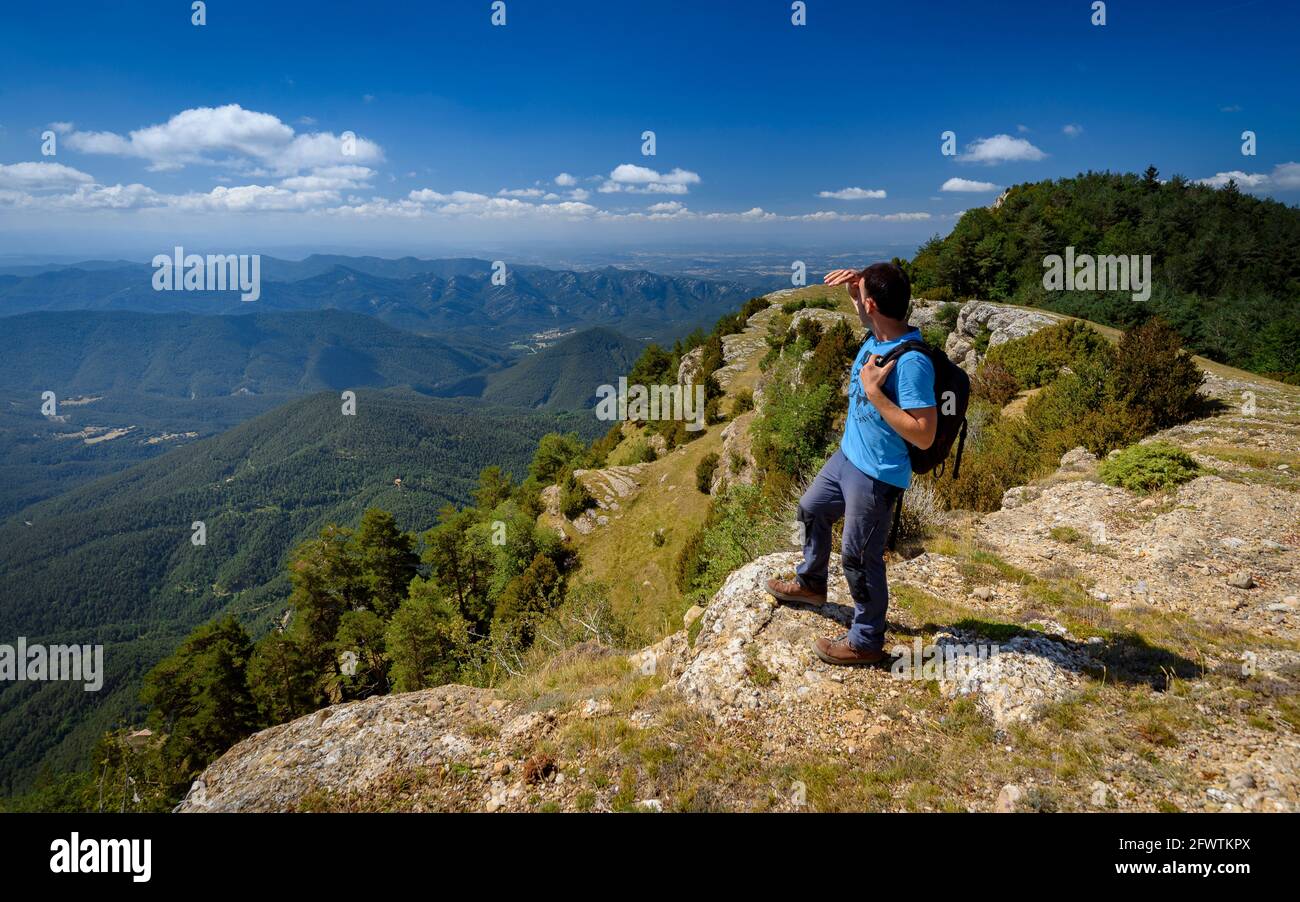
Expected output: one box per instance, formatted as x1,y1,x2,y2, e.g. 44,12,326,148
869,314,912,342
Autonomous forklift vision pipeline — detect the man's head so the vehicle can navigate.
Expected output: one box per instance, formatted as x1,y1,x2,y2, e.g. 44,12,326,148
858,262,911,321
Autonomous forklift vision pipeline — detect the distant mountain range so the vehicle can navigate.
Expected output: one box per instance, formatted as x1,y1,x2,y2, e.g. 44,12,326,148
0,256,752,344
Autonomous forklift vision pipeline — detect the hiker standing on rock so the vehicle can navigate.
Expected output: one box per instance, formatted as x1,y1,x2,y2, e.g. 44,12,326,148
766,262,945,665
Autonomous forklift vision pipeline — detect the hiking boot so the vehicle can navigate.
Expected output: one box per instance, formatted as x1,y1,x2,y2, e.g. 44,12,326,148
766,577,826,605
813,635,886,666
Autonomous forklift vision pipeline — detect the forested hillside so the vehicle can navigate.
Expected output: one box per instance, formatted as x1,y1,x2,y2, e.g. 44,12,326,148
0,308,507,518
0,389,602,794
0,308,505,396
476,327,645,409
908,170,1300,382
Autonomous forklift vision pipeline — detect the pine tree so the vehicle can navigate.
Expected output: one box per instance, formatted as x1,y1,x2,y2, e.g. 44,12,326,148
141,616,257,778
384,578,470,692
353,508,419,619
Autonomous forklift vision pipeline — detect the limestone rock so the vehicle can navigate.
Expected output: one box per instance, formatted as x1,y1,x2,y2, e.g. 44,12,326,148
944,301,1062,373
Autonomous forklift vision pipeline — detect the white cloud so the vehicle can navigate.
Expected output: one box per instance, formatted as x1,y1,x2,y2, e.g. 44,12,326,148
1190,163,1300,191
0,161,95,190
497,187,545,198
1271,162,1300,189
795,211,931,222
817,187,886,200
960,134,1047,165
47,121,76,135
402,187,598,219
279,165,375,191
646,200,685,214
941,177,999,193
63,104,383,176
1016,124,1030,134
554,172,577,186
170,184,341,212
1062,123,1084,137
600,163,701,194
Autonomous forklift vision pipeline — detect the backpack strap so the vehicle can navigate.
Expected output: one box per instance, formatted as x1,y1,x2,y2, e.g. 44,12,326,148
876,339,931,366
952,417,969,479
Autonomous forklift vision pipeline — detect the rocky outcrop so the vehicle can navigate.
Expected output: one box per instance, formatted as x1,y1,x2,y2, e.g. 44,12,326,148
944,301,1061,372
541,463,647,534
177,685,534,812
677,346,704,386
787,306,851,335
673,552,1090,729
712,410,758,492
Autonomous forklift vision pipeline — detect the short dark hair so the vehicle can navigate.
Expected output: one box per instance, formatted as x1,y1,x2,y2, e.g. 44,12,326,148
860,262,911,320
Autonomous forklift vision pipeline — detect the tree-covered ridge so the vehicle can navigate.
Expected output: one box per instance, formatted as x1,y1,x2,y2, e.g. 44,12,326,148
477,326,646,409
0,389,602,797
908,170,1300,382
0,308,506,397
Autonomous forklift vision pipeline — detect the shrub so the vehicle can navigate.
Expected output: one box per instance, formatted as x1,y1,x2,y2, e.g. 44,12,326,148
793,317,824,348
895,479,943,542
921,324,950,350
781,297,836,314
731,388,754,415
1022,361,1144,458
936,301,960,329
696,452,720,493
674,526,706,594
752,377,836,484
985,320,1112,389
739,296,773,320
802,318,856,392
1050,526,1083,543
1099,443,1202,493
559,472,595,519
931,407,1042,512
584,422,624,468
1110,318,1204,431
675,484,792,602
528,432,588,484
614,438,657,466
972,361,1021,407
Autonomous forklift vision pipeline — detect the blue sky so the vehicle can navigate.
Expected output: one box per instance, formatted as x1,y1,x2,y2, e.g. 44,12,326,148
0,0,1296,259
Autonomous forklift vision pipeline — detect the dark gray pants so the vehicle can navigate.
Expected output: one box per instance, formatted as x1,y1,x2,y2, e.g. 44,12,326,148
795,450,900,652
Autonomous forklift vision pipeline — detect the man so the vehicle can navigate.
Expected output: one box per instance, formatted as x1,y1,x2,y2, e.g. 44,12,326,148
766,262,937,665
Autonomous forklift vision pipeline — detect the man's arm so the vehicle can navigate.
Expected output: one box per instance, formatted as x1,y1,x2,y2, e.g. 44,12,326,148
859,354,939,449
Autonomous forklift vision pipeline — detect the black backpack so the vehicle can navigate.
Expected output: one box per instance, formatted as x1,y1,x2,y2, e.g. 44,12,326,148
874,338,971,548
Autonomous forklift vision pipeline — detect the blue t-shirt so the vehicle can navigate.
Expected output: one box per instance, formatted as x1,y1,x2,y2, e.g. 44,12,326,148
840,328,936,489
